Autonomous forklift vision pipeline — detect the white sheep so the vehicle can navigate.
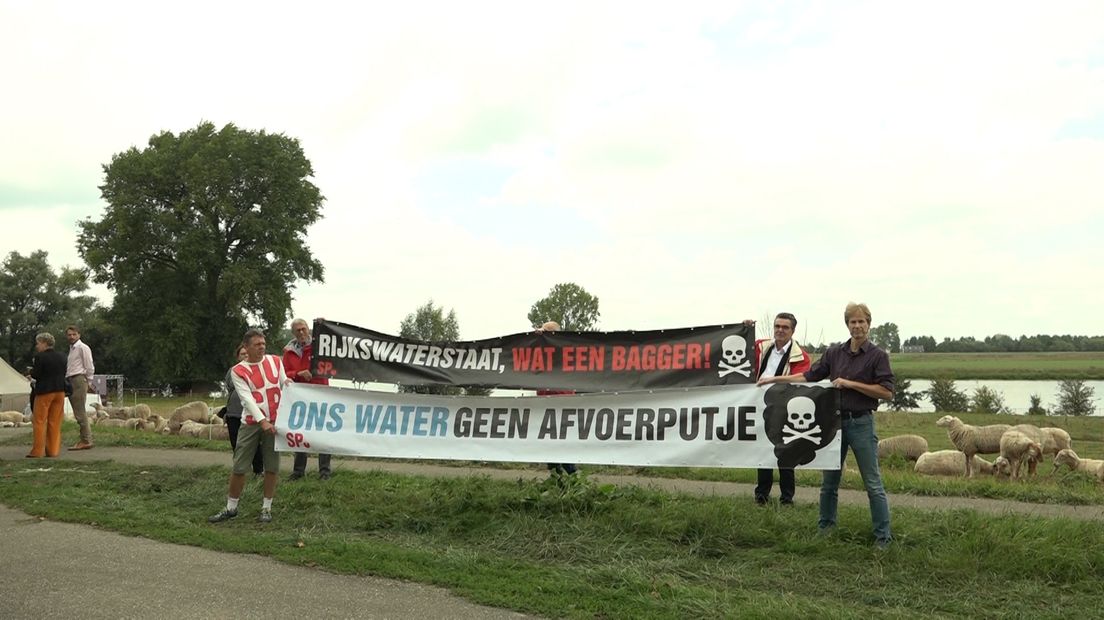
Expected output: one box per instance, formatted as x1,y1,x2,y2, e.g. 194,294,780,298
1053,449,1104,482
0,410,30,427
95,418,129,428
935,415,1011,477
1009,424,1070,456
996,430,1043,481
877,435,929,461
168,401,214,433
124,418,148,431
133,403,152,420
178,420,230,440
915,450,995,476
146,414,168,433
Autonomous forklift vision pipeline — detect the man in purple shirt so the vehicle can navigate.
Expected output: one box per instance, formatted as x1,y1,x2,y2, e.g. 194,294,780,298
758,302,894,549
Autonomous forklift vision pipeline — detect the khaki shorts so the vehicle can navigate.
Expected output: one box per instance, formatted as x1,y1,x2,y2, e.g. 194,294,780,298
233,422,279,474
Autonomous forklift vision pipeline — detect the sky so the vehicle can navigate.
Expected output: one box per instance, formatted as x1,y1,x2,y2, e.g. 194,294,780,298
2,1,1103,345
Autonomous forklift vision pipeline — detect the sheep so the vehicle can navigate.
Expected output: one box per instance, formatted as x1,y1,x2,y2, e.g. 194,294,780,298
133,403,152,420
146,414,168,433
1053,449,1104,482
1042,427,1071,454
0,421,15,428
124,418,148,431
178,420,230,440
915,450,995,476
996,430,1043,481
935,415,1011,477
95,418,129,428
0,411,30,426
1009,424,1070,456
168,401,214,433
878,435,929,461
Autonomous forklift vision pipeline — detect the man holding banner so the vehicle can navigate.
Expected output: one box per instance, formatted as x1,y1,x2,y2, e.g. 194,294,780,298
535,320,577,476
746,313,811,506
284,318,332,481
758,302,894,548
209,329,289,524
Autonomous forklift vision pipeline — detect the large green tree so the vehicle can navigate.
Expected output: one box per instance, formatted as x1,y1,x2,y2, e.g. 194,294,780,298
869,322,900,353
0,250,96,368
78,122,324,384
398,300,490,396
527,283,600,331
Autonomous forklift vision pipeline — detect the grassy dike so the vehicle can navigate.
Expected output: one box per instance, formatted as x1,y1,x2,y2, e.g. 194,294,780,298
3,407,1104,617
2,458,1103,618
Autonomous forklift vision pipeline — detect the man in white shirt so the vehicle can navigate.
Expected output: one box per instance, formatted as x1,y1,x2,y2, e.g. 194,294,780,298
745,313,811,505
65,325,95,451
209,329,290,524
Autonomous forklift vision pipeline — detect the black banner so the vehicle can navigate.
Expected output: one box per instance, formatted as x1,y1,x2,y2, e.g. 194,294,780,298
311,319,756,391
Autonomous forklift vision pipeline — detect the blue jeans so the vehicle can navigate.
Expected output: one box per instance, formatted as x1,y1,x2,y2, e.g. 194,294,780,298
819,415,892,543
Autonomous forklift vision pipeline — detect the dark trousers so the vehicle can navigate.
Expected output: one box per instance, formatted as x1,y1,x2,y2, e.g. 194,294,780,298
755,468,795,502
294,452,332,475
547,463,577,475
226,416,264,475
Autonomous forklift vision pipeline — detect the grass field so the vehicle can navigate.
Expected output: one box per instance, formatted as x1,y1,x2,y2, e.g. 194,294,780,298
888,351,1104,380
1,455,1102,618
3,407,1104,617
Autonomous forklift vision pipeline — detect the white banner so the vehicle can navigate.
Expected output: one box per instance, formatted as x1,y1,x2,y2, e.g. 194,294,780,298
276,382,843,469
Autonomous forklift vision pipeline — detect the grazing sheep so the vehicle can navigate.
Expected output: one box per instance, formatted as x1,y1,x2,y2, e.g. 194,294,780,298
915,450,995,476
0,421,15,428
878,435,929,461
178,420,230,440
146,414,168,433
0,411,30,426
95,418,129,428
1042,427,1071,454
1053,449,1104,482
133,403,152,420
1009,424,1070,456
168,401,213,433
935,415,1011,477
997,430,1043,481
124,418,148,431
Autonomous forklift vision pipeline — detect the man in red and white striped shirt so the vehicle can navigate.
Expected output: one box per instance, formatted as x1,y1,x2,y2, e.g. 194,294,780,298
209,329,290,524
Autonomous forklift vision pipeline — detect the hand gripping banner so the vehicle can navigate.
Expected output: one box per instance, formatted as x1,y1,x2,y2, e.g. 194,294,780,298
311,319,756,391
277,382,842,469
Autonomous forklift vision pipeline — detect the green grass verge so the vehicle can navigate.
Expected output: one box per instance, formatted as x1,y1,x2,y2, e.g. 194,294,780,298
1,462,1101,618
889,352,1104,380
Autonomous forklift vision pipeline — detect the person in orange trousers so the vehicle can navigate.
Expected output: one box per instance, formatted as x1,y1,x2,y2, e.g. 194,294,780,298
29,332,68,458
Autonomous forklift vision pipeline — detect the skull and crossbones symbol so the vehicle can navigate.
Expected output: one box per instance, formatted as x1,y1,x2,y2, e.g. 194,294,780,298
717,335,751,378
781,396,820,444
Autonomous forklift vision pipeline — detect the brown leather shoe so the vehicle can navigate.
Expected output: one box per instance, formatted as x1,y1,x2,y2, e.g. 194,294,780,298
68,441,94,451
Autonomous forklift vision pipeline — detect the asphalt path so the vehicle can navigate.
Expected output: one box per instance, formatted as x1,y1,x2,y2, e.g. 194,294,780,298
3,429,1104,620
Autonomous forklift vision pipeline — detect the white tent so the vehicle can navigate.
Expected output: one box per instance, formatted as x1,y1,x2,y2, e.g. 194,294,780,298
0,356,31,412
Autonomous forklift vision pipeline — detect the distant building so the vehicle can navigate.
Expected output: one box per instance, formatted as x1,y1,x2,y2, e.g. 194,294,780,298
902,345,925,353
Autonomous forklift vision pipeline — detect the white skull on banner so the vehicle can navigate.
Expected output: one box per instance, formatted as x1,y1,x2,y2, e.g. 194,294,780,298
717,334,752,378
721,335,747,367
782,396,820,444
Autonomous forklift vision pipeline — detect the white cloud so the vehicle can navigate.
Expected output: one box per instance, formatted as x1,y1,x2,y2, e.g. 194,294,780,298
2,1,1103,345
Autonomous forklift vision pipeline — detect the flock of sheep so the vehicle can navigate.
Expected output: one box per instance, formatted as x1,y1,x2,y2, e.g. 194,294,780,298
0,401,230,440
878,415,1104,482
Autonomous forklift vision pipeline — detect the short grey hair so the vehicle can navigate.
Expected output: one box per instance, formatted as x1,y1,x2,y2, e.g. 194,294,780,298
36,332,55,347
290,318,309,330
242,328,266,345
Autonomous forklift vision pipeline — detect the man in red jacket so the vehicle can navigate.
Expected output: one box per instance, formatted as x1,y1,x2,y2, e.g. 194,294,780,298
283,318,332,480
747,312,811,505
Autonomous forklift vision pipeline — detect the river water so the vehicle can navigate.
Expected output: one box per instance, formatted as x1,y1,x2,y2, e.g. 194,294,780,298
900,380,1104,415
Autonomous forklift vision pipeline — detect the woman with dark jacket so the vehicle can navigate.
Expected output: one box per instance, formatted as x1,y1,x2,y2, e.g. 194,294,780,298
28,332,67,458
222,344,263,475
